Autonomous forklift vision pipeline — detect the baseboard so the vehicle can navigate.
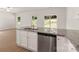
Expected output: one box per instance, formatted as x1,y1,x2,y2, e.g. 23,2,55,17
0,28,16,31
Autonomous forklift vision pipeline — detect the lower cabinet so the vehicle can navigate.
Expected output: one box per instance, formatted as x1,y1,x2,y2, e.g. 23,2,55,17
20,31,28,48
16,30,28,48
16,30,21,46
27,32,38,52
16,30,38,52
16,30,77,52
57,36,77,52
57,36,68,52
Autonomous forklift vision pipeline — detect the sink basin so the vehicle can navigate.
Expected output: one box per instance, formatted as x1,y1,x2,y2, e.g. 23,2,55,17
24,27,38,30
24,28,32,30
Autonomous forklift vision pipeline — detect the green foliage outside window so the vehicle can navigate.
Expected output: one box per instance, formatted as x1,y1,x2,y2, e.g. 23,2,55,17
44,15,57,28
17,16,21,22
32,16,37,27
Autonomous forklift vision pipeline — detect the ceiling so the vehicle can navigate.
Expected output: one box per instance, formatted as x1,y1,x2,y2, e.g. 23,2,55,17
0,7,49,13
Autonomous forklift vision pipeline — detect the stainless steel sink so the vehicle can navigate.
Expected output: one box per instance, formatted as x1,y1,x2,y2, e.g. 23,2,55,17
24,27,38,30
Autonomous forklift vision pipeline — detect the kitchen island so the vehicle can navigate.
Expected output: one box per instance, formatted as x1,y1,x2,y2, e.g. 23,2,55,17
16,27,79,52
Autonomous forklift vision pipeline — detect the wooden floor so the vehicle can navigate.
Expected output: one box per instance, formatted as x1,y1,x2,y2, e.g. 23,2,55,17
0,29,29,52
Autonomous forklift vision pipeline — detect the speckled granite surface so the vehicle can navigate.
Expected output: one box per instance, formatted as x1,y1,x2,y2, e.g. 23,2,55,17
16,28,66,36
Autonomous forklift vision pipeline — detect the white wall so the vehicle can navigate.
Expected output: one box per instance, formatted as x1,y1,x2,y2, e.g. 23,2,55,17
0,12,16,30
16,7,67,29
16,12,32,28
67,7,79,30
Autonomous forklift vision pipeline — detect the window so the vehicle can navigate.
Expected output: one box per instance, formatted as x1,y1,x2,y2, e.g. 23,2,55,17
32,16,37,27
17,16,21,25
44,15,57,28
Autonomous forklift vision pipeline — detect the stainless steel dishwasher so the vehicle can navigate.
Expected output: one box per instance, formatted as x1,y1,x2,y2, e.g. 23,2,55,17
38,32,56,52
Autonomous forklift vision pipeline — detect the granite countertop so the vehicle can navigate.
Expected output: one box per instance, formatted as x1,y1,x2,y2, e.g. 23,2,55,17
16,27,79,51
16,27,66,36
65,30,79,51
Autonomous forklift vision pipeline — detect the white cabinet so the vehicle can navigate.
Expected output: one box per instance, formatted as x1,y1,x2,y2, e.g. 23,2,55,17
57,36,68,52
57,36,77,52
27,32,38,52
16,30,21,46
20,30,27,48
16,30,28,48
16,30,38,51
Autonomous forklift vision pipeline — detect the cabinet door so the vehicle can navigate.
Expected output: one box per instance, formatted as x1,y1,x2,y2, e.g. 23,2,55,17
20,31,27,48
16,30,21,46
57,36,69,52
16,30,27,48
27,32,38,51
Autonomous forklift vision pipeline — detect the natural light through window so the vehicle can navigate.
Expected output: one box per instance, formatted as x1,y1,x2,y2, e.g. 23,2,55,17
32,16,37,28
44,15,57,28
17,16,21,25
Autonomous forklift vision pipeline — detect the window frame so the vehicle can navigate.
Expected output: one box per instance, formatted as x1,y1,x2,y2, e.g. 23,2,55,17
32,16,37,27
44,15,57,28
